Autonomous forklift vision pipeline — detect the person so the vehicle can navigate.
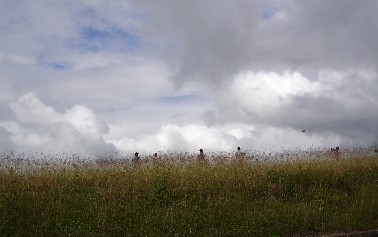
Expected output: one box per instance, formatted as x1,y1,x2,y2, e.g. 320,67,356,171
331,147,340,161
235,147,245,160
197,149,206,163
331,147,339,152
133,152,141,166
152,152,158,165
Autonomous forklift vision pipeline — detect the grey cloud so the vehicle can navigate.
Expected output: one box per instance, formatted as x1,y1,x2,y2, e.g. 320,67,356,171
134,0,378,85
1,1,377,153
210,70,378,146
201,109,219,127
280,95,378,141
135,0,261,86
269,1,378,71
280,72,378,139
0,126,14,152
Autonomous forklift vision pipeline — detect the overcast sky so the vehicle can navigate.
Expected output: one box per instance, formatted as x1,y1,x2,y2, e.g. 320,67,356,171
1,0,377,156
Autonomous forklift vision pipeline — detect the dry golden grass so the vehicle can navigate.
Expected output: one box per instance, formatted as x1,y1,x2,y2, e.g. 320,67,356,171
1,146,377,236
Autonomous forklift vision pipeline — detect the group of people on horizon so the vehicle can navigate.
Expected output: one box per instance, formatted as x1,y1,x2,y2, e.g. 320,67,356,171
132,146,345,165
132,151,158,166
132,147,246,165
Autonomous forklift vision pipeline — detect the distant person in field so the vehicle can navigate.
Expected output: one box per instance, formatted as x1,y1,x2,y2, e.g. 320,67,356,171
235,147,245,160
153,152,158,165
331,147,339,153
331,147,340,161
197,149,206,163
133,152,141,166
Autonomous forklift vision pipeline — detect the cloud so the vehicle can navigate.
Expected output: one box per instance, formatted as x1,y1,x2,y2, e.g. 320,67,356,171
105,68,377,155
209,70,378,146
0,126,14,152
110,123,238,155
134,1,378,86
109,121,346,156
231,71,319,119
8,92,115,155
1,1,378,157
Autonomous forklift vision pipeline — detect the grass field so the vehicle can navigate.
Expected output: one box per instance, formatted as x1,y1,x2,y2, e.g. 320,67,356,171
1,147,378,236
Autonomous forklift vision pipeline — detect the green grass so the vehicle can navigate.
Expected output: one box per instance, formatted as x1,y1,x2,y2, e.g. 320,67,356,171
1,148,378,236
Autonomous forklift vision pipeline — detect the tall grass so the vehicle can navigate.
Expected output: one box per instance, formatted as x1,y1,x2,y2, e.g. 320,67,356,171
1,147,378,236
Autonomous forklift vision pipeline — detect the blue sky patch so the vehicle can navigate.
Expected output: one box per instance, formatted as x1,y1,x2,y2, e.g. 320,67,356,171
36,56,69,69
82,27,111,41
78,26,140,52
159,94,200,103
52,63,66,69
69,8,143,53
262,6,278,21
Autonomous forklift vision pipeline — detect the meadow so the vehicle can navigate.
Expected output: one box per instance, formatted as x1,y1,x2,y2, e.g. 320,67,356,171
1,147,378,237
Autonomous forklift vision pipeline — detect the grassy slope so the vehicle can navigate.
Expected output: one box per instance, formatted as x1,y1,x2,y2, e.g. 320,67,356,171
1,154,378,236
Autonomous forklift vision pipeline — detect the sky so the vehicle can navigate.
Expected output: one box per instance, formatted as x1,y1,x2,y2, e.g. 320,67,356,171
1,0,377,157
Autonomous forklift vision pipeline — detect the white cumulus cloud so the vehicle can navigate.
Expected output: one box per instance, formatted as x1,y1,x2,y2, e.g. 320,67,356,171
8,92,115,155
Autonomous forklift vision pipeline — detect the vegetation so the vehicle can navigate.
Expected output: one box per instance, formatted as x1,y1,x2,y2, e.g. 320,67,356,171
1,147,378,236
